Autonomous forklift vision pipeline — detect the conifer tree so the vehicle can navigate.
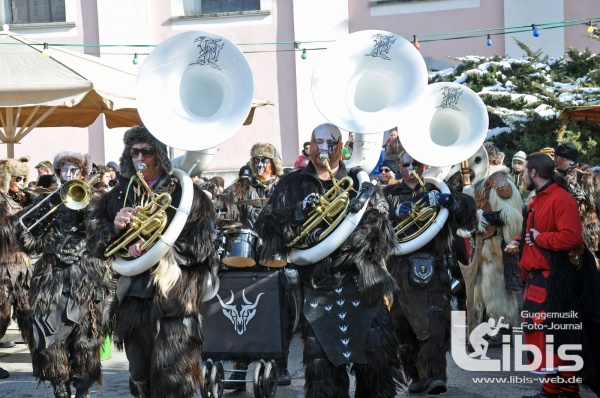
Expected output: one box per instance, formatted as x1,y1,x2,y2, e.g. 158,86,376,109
429,40,600,165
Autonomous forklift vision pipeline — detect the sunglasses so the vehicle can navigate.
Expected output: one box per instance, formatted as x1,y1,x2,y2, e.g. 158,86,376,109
130,147,156,157
12,176,26,182
402,162,422,168
379,168,392,173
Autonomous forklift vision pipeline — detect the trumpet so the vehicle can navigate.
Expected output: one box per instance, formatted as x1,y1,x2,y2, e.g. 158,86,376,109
394,171,440,242
287,153,355,249
104,164,172,258
18,173,100,232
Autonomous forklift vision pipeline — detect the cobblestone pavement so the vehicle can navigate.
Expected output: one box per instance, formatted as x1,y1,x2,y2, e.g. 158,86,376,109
0,323,596,397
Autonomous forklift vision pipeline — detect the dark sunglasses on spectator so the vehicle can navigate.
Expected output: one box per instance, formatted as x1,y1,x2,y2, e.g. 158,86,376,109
402,162,421,168
379,168,392,173
12,176,26,182
130,147,156,157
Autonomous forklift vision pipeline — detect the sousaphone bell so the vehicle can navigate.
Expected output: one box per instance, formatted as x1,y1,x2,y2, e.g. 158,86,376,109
112,31,255,301
288,30,429,265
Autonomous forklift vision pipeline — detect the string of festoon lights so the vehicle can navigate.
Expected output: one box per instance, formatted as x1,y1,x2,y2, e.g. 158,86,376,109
3,17,597,63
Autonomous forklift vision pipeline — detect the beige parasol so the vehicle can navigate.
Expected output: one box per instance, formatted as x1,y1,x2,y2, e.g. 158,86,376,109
0,25,272,158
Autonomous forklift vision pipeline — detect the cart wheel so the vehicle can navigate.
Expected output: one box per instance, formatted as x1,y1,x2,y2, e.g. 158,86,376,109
292,290,301,333
210,361,224,398
201,359,213,398
253,359,265,398
262,360,278,398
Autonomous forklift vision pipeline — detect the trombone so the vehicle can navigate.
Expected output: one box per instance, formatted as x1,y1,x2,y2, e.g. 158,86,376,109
18,173,100,232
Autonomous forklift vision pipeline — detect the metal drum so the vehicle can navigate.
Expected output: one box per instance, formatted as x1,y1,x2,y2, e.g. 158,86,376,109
222,229,259,267
259,253,287,268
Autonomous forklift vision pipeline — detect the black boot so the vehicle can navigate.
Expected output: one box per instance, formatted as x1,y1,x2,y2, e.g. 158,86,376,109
129,378,151,398
75,388,91,398
223,362,247,391
52,382,72,398
275,358,291,386
277,369,291,386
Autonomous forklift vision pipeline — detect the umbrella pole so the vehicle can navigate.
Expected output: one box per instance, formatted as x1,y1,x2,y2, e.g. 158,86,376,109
0,110,16,158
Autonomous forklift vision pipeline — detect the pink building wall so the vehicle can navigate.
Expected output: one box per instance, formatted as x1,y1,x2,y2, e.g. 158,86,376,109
2,0,599,179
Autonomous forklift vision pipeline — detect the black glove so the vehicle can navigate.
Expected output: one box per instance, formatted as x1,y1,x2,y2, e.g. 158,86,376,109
348,166,363,177
302,193,321,213
482,210,504,226
305,227,324,247
422,191,453,208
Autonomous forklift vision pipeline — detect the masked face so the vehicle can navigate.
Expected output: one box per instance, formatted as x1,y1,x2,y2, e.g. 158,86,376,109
398,153,425,182
254,156,273,180
310,124,342,169
10,176,25,192
60,163,82,183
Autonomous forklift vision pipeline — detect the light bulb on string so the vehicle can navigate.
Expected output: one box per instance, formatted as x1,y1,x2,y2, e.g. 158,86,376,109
531,24,540,37
132,53,138,65
412,35,420,50
588,22,595,34
301,48,307,60
42,43,50,58
486,34,492,47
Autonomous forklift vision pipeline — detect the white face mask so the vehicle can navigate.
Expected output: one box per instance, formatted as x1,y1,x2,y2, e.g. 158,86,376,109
254,157,270,177
60,163,80,182
400,154,418,172
314,128,341,159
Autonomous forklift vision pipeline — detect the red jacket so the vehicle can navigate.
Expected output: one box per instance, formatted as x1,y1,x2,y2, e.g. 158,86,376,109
294,154,310,169
519,182,582,275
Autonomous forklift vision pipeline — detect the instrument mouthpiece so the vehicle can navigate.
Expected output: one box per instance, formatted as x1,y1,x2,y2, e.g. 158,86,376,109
319,152,329,162
137,163,147,171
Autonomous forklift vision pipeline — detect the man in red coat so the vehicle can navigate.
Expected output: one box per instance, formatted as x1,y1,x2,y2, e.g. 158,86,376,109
506,152,588,398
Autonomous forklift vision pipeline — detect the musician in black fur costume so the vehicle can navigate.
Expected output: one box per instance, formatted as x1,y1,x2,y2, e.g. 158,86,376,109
383,151,477,395
86,126,219,398
0,161,33,379
255,123,402,398
16,151,109,398
248,142,283,198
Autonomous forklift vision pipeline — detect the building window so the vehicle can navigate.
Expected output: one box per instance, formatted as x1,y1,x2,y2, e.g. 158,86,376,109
186,0,260,15
9,0,65,24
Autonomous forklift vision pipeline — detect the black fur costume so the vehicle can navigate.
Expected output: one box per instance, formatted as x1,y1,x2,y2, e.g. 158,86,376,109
561,163,600,257
86,126,219,398
0,195,31,345
383,180,477,391
17,185,109,396
255,162,402,398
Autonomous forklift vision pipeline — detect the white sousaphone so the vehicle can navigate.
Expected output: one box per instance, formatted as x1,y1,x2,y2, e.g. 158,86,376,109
394,82,489,255
111,31,255,301
288,30,428,265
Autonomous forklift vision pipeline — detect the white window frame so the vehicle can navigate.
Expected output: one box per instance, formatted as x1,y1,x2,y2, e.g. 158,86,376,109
172,0,271,21
370,0,480,16
0,0,75,30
